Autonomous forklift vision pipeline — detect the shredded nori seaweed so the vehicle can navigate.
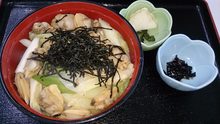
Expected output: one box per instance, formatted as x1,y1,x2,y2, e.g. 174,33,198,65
164,55,196,81
55,14,67,23
30,26,126,97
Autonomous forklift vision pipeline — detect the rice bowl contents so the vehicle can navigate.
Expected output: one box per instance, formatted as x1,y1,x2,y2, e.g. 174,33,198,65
14,13,134,119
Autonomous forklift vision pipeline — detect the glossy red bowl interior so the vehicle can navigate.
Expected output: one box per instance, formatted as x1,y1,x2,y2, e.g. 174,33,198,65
1,1,143,123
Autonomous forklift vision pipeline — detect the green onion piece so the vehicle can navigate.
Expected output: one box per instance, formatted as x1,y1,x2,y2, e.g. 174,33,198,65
118,78,130,94
33,75,75,94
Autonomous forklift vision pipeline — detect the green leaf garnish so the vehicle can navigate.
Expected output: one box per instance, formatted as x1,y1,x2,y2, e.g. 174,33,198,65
137,30,155,42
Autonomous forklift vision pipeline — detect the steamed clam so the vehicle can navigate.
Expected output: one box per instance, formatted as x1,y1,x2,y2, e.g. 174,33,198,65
39,84,64,116
15,72,30,104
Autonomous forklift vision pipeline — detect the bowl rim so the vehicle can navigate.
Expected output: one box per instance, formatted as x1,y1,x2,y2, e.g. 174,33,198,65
157,34,218,90
0,1,144,123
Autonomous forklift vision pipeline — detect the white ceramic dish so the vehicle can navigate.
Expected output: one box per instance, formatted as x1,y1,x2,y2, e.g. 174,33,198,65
156,34,218,91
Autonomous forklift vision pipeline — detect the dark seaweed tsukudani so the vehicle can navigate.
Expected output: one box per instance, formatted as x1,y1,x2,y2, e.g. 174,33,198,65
164,55,196,81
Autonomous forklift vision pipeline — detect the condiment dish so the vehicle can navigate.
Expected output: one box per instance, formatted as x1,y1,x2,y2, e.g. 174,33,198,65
156,34,218,91
119,0,173,51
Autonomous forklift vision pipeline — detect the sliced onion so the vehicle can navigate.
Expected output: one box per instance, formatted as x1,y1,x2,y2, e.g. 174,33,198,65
19,39,32,47
15,38,39,73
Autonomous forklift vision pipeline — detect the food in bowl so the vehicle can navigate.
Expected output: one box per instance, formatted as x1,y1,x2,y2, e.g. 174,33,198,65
1,2,143,122
156,34,218,91
165,55,196,81
120,0,173,51
14,13,134,119
128,7,157,42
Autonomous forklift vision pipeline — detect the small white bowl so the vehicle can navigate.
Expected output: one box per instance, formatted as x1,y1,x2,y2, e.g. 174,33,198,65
156,34,218,91
119,0,173,51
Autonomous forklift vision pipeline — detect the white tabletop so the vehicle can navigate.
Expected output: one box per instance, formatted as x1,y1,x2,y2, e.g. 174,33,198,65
206,0,220,39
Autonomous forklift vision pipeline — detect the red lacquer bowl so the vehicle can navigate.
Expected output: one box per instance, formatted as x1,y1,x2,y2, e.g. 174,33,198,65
0,1,143,123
